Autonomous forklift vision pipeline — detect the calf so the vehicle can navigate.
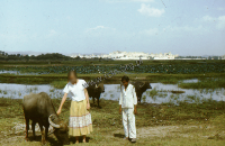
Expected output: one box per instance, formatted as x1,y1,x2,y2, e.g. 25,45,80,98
132,81,152,102
87,83,105,108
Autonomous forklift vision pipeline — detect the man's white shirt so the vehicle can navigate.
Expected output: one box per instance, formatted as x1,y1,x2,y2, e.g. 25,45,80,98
119,84,137,109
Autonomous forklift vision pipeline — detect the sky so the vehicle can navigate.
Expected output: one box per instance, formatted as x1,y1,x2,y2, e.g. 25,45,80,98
0,0,225,56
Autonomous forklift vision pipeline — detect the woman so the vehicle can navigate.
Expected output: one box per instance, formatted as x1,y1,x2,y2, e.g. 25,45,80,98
57,70,92,144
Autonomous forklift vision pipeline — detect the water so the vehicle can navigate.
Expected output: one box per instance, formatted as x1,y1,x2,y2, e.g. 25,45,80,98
0,71,18,74
0,70,37,75
0,81,224,104
101,83,225,104
181,79,199,83
0,83,64,99
143,83,225,104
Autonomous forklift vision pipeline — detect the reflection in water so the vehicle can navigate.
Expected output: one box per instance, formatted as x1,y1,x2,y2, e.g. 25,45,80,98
0,71,39,75
0,82,224,104
181,79,199,83
0,71,18,74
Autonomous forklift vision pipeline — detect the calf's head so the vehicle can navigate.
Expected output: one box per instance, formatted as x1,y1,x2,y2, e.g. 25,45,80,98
97,83,105,93
134,82,152,102
89,83,105,93
48,114,69,145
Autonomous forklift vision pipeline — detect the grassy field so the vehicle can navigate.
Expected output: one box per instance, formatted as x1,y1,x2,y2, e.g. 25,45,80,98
1,60,225,89
179,79,225,89
1,59,225,66
1,60,225,75
1,73,225,91
0,60,225,145
0,96,225,146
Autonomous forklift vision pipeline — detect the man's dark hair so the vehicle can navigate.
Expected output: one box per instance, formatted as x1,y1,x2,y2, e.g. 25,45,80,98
121,75,129,82
68,70,77,80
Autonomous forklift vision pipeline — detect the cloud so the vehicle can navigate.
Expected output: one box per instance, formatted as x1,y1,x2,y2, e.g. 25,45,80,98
85,26,116,37
87,26,114,31
140,28,158,36
138,4,165,17
217,7,225,11
46,29,58,38
0,33,28,42
140,25,208,37
203,15,225,30
217,16,225,29
162,26,207,33
203,15,214,22
86,25,115,33
65,16,72,20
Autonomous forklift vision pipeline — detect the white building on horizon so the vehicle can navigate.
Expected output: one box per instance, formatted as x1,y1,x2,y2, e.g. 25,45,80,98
70,51,179,60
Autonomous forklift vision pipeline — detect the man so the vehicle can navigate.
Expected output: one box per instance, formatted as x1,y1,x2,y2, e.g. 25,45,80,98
119,75,137,143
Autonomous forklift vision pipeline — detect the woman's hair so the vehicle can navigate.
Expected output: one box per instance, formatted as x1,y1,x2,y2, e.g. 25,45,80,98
68,70,77,81
121,75,129,82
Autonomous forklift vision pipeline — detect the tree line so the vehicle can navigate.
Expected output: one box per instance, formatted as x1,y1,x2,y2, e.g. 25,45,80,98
0,50,107,62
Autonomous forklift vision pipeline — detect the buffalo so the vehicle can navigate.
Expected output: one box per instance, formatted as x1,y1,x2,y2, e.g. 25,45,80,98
22,92,69,145
132,81,152,102
87,83,105,108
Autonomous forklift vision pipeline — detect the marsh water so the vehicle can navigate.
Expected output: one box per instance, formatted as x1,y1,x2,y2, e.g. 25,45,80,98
0,80,224,104
0,71,18,74
0,71,38,75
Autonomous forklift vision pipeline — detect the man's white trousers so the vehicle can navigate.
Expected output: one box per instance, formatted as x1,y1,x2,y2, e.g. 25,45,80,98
122,109,136,138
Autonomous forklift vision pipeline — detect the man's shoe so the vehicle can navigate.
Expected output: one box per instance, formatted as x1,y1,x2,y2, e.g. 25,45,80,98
131,138,136,143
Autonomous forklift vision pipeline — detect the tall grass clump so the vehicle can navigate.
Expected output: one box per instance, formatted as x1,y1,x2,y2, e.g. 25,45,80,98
179,79,225,89
50,80,68,89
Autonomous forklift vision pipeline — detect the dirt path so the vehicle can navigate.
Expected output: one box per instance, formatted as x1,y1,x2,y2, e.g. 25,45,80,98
112,125,220,139
0,124,224,146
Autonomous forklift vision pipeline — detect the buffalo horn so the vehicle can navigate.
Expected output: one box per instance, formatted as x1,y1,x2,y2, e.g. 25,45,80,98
48,114,60,128
140,82,145,88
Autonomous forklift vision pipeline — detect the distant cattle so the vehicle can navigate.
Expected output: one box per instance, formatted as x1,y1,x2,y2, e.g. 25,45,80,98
22,92,69,145
87,83,105,108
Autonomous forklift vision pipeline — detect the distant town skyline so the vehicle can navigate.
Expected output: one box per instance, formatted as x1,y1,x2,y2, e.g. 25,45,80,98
3,50,222,57
1,0,225,56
